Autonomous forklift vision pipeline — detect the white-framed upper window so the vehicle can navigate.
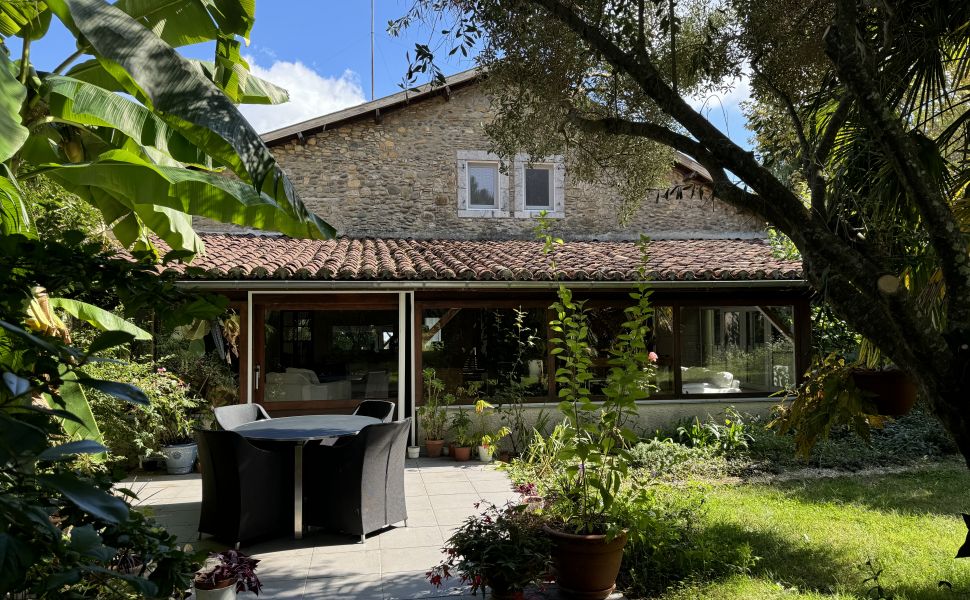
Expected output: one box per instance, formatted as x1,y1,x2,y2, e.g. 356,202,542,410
468,162,499,208
514,154,565,217
457,151,509,217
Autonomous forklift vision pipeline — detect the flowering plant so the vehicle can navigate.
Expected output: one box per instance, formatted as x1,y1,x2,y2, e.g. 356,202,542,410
427,500,551,596
193,549,262,594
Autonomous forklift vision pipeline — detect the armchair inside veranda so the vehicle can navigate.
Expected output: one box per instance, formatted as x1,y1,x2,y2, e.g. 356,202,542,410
303,419,411,542
213,403,272,430
195,429,293,548
352,400,396,423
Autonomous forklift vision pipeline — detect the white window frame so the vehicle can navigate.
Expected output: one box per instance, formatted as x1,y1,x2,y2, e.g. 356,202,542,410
457,151,509,218
513,154,565,218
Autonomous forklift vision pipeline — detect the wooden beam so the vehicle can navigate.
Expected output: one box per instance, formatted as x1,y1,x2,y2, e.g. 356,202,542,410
757,305,794,342
422,308,461,342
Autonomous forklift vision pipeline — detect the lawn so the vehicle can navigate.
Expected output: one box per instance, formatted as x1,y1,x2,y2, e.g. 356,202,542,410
658,462,970,599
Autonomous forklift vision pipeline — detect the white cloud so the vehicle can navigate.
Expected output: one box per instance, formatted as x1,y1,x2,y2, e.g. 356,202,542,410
240,57,367,133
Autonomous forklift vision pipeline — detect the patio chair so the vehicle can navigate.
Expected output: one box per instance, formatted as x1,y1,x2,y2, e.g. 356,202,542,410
195,429,293,548
352,400,396,423
213,403,271,431
304,418,411,542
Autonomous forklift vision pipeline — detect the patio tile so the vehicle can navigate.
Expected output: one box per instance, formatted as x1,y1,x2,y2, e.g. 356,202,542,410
380,546,447,573
403,509,437,527
258,578,307,599
425,493,483,510
404,495,433,511
309,533,380,555
377,526,443,550
307,549,381,577
247,537,319,557
404,482,428,497
381,570,470,599
423,481,476,496
301,573,383,599
419,471,469,484
470,479,514,494
432,508,480,527
254,552,312,580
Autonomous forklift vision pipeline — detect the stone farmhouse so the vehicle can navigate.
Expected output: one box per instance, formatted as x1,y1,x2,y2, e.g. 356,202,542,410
179,69,808,440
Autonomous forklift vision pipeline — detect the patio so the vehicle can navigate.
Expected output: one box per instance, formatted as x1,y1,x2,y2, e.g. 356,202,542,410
123,458,519,599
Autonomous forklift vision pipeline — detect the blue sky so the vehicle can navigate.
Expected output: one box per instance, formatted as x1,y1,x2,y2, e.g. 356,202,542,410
30,1,750,144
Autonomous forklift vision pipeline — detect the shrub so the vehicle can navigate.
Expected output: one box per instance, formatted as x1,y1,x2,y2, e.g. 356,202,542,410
656,408,754,457
746,406,957,471
86,361,200,467
628,439,728,481
615,485,756,598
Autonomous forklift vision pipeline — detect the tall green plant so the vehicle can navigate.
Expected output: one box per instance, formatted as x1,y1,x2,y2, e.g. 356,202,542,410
536,214,658,534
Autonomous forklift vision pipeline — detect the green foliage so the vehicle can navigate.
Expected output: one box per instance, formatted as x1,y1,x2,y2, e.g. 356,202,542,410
770,354,889,458
748,407,957,471
85,360,205,468
659,408,754,457
538,220,657,534
427,502,552,595
419,368,451,440
615,485,756,599
449,405,474,447
628,439,728,481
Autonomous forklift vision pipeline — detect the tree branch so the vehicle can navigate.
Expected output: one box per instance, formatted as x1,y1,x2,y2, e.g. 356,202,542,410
566,112,704,157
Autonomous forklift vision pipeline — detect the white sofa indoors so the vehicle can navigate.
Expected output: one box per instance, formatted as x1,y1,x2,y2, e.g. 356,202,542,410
680,366,741,394
264,368,352,402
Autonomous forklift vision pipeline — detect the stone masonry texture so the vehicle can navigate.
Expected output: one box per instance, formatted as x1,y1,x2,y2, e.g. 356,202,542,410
197,82,764,241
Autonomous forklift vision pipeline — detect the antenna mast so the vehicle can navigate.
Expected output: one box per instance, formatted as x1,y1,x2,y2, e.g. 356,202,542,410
370,0,375,101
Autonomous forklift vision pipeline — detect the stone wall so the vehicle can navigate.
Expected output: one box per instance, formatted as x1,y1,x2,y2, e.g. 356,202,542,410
199,83,764,240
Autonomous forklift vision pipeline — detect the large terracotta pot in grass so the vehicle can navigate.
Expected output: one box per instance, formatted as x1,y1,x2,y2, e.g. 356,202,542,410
544,526,627,600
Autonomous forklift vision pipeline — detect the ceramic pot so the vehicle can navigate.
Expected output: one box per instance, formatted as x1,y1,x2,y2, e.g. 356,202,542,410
425,439,445,458
851,369,917,416
160,442,198,475
407,445,420,459
193,578,236,599
477,445,493,462
544,526,627,600
452,446,472,461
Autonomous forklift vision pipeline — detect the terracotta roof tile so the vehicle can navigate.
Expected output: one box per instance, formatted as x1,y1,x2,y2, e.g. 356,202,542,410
161,234,803,282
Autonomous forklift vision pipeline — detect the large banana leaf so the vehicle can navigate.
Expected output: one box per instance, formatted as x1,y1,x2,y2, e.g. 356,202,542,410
67,56,289,106
0,1,50,38
43,75,213,168
62,0,300,211
212,37,288,105
0,174,30,236
115,0,255,47
39,149,335,247
0,51,28,163
48,298,152,341
52,371,104,447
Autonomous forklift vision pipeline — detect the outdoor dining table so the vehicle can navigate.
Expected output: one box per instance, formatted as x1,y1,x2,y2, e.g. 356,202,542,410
232,414,380,539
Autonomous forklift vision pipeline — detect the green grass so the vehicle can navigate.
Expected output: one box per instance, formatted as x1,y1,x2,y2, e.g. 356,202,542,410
658,462,970,599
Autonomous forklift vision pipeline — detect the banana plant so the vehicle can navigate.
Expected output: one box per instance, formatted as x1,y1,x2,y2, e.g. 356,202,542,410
0,0,335,256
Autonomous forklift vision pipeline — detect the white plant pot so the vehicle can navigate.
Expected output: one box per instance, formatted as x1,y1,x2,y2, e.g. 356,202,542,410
161,442,197,475
477,445,493,462
407,446,420,459
192,584,236,599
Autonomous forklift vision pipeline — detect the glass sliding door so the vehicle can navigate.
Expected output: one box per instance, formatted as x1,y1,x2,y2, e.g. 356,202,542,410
261,307,399,414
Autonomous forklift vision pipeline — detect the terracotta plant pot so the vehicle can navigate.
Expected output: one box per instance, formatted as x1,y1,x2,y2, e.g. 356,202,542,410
452,446,472,461
544,526,628,600
851,369,917,416
425,439,445,458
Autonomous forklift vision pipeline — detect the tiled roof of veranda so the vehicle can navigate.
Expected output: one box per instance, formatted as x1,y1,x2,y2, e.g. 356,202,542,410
160,234,803,283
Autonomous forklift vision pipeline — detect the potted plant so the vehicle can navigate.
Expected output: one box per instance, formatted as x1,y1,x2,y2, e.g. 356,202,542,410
193,549,262,599
419,368,451,458
152,369,201,474
536,231,657,600
450,405,474,461
474,399,510,462
427,500,551,599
